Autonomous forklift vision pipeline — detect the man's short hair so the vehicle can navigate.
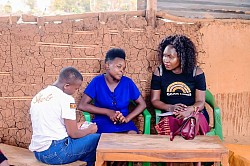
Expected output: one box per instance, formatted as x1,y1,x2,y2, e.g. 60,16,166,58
58,67,83,84
105,48,126,63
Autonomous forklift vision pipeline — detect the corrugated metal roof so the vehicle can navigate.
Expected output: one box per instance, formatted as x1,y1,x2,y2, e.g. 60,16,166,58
157,0,250,19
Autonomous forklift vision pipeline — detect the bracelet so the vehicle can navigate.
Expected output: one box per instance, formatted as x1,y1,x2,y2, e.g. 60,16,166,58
193,106,197,112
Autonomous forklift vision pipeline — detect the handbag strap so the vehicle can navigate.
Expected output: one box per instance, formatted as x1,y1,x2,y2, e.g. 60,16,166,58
170,125,182,141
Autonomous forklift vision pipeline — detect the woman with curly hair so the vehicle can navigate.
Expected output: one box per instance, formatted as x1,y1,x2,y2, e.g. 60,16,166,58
151,34,210,121
151,35,210,165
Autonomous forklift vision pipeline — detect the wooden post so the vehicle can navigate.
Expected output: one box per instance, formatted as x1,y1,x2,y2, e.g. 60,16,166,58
146,0,157,27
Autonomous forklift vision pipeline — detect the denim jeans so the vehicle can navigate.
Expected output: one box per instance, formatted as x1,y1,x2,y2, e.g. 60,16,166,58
34,133,100,166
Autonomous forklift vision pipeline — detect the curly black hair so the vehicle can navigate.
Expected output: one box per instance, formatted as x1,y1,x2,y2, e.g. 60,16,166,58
158,35,197,74
105,48,126,63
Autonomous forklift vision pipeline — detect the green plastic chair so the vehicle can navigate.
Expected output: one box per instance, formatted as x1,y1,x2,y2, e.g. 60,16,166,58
82,100,151,166
155,89,223,166
204,90,223,140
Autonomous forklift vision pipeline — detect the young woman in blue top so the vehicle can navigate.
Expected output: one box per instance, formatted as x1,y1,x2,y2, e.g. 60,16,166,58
78,48,146,134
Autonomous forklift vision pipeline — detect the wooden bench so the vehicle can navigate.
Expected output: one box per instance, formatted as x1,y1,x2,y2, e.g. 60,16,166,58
225,143,250,165
0,143,86,166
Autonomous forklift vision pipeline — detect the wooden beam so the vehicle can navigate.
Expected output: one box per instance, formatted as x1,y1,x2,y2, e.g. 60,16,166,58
146,0,157,27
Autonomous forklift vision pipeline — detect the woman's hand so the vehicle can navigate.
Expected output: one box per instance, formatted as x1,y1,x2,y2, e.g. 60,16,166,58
107,110,120,123
173,106,194,119
169,103,187,112
115,111,128,123
108,110,128,124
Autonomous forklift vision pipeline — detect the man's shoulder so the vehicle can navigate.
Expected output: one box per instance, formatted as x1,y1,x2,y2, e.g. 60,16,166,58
32,86,50,98
32,86,72,102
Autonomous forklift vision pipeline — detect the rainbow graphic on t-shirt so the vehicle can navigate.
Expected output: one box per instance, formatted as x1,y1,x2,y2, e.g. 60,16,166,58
166,82,191,96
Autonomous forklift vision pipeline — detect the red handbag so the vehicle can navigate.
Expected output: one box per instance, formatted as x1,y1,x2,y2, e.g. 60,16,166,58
170,107,209,141
155,107,209,141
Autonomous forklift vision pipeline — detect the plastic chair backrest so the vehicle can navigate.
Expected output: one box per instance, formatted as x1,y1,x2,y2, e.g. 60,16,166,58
205,89,223,140
205,89,216,108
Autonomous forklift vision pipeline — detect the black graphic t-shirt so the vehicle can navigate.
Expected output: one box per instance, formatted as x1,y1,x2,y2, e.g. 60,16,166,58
151,69,206,106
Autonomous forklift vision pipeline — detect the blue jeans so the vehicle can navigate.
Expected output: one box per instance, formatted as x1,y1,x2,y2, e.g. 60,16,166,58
34,134,100,166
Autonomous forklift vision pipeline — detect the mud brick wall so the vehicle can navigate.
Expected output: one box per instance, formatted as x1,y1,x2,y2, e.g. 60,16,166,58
0,12,249,148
